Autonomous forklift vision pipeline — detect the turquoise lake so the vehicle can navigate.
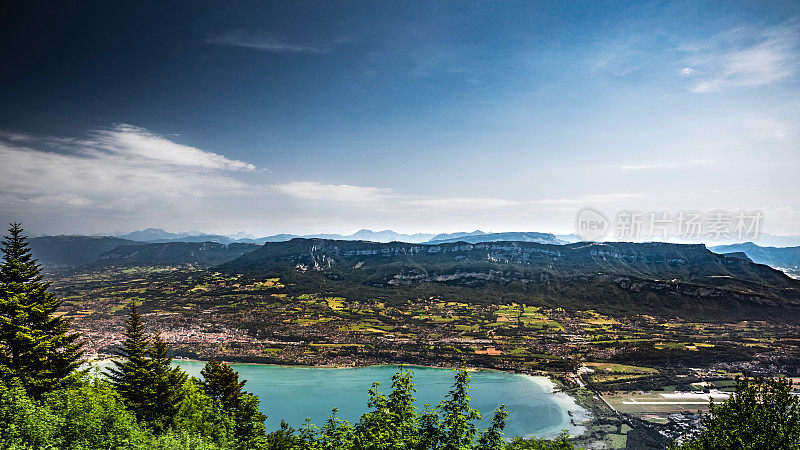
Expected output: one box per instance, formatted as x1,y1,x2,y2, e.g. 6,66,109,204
173,361,588,439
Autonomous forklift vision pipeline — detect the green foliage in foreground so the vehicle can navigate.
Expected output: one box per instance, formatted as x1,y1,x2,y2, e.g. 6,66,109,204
0,373,225,450
0,367,271,449
0,365,575,450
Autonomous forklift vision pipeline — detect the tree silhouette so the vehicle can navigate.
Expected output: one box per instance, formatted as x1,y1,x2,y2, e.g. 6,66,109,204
0,222,82,397
107,301,188,433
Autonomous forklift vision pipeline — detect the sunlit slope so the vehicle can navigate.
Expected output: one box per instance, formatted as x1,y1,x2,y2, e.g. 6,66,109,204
219,239,800,322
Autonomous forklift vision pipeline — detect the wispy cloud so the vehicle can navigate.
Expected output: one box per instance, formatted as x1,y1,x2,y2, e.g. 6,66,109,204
405,197,522,209
621,159,715,171
271,181,518,209
271,181,396,202
592,41,645,77
0,126,256,215
272,181,639,211
681,19,800,93
206,32,331,53
528,193,644,205
2,125,254,171
93,125,255,171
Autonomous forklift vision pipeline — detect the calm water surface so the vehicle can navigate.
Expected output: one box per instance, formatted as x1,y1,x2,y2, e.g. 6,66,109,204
173,361,587,438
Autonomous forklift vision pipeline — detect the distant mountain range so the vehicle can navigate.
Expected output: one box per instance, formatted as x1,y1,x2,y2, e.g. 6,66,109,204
110,228,565,245
711,242,800,278
104,228,800,247
114,228,240,244
427,230,487,242
115,228,208,242
301,229,436,244
28,226,800,281
109,228,436,245
428,231,564,245
744,234,800,247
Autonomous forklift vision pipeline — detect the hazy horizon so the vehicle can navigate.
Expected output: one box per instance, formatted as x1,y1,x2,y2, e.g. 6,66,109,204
21,225,800,249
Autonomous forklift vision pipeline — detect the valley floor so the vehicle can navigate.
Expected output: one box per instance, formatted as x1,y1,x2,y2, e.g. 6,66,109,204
51,266,800,448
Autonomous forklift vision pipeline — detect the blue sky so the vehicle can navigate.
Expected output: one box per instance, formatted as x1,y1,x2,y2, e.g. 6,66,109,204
1,1,798,236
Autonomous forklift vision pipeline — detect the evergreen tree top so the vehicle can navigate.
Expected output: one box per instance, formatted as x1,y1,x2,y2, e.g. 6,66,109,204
107,302,150,383
200,359,248,410
2,223,31,261
1,222,43,287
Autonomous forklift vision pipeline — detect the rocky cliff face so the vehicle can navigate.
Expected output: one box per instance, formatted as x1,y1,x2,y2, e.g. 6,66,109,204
222,239,798,297
226,239,777,277
218,238,800,321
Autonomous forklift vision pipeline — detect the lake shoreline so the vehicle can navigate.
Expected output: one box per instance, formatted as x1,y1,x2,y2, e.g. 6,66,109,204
87,355,592,438
91,353,569,392
175,360,590,439
90,352,545,374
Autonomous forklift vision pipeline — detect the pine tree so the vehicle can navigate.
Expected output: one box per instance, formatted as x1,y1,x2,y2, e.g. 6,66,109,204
108,302,189,433
200,359,246,409
199,358,266,447
107,302,153,419
0,223,82,397
148,332,188,432
439,367,482,450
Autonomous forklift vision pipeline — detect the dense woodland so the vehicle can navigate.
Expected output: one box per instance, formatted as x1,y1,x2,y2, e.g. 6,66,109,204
1,224,799,449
